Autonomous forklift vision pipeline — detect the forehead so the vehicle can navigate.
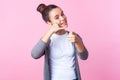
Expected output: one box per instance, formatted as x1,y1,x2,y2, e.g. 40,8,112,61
49,8,63,18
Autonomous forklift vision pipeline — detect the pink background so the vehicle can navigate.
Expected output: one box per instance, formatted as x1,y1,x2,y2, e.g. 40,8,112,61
0,0,120,80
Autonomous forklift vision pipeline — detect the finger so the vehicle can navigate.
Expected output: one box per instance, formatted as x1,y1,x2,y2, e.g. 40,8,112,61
67,34,75,38
69,32,72,34
52,23,59,28
68,32,76,37
67,37,75,41
67,38,75,41
68,38,75,42
69,32,76,35
58,27,66,31
59,27,65,30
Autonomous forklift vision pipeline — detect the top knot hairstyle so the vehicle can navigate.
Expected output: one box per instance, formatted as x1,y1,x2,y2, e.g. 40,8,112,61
37,3,58,22
37,4,46,13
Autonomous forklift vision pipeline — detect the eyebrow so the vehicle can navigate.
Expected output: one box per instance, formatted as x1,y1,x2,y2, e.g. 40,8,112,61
54,11,64,18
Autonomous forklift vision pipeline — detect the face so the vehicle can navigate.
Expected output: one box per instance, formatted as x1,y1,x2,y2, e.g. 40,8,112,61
48,8,68,28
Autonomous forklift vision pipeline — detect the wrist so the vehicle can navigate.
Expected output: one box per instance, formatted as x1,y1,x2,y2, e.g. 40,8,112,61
41,29,54,43
48,29,54,36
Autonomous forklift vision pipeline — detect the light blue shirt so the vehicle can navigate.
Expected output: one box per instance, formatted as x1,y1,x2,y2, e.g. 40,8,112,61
49,32,76,80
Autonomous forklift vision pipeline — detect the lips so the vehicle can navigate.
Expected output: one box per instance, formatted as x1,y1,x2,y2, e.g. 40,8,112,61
60,20,67,25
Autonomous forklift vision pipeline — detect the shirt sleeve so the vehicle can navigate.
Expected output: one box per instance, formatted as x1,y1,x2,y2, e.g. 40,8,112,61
31,39,48,59
75,34,88,60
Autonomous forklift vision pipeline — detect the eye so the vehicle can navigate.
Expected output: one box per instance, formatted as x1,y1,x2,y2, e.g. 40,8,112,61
55,15,59,19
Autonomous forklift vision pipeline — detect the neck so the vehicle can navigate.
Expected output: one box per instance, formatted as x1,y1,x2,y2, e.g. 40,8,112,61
55,29,66,35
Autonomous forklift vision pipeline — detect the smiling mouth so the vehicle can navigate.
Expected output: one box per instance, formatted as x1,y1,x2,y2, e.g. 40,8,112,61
61,22,66,25
60,21,67,25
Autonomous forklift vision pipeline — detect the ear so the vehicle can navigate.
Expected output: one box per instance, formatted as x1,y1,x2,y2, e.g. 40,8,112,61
47,21,52,26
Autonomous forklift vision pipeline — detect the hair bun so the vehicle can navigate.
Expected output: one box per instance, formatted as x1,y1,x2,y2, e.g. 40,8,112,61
37,3,46,13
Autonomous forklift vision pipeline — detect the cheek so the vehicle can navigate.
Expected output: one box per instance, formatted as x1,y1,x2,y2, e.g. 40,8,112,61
52,20,60,24
49,18,57,24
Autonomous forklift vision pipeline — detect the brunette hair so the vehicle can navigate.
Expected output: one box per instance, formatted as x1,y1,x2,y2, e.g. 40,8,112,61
37,3,58,22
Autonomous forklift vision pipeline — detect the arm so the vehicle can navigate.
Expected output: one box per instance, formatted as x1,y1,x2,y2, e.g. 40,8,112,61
31,39,47,59
67,32,88,60
75,36,88,60
31,29,53,59
31,24,65,59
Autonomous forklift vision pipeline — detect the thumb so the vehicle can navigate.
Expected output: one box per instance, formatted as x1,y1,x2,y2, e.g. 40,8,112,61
69,31,76,35
68,32,74,37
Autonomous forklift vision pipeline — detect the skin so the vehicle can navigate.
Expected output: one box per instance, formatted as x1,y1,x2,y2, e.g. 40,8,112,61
41,7,85,53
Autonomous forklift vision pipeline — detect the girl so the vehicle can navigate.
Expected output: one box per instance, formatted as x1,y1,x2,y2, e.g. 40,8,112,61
31,3,88,80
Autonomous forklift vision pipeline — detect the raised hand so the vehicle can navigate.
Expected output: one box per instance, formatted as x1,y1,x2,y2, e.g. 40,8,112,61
49,23,66,33
41,23,65,43
67,32,78,43
67,32,85,52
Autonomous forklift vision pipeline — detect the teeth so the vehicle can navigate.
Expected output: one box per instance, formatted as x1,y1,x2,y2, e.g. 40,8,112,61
61,22,66,24
60,20,67,25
